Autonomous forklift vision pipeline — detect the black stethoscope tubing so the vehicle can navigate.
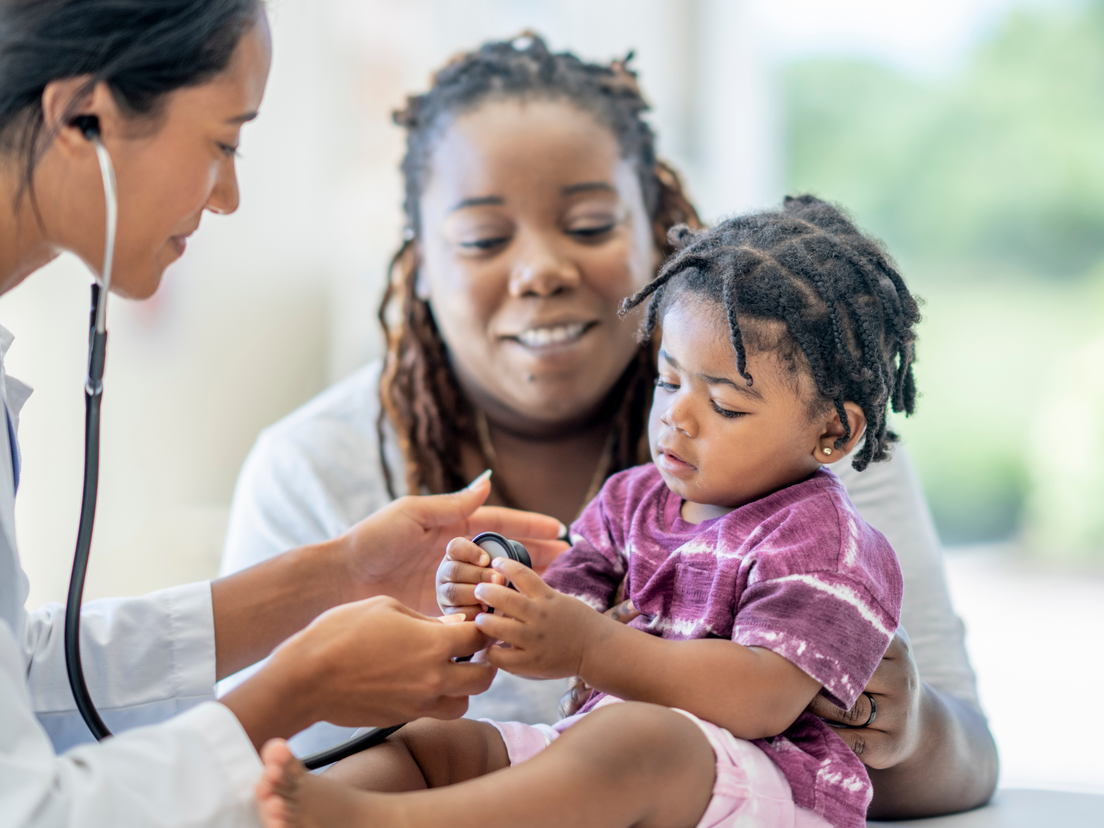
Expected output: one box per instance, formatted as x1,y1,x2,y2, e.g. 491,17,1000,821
60,123,530,771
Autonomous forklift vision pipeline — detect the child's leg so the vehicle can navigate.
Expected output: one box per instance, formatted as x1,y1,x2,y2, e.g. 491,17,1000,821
257,701,717,828
322,717,510,792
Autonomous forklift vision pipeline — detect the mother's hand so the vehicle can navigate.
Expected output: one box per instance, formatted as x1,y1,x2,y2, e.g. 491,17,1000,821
338,472,568,615
807,630,922,768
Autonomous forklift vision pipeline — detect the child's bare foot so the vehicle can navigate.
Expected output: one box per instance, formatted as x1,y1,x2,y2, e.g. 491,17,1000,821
256,739,387,828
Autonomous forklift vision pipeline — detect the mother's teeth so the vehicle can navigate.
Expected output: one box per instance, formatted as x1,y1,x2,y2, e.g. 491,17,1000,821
517,323,587,347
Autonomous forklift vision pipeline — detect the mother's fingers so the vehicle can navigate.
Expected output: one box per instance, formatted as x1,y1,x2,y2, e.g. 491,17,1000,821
827,722,898,770
810,691,877,729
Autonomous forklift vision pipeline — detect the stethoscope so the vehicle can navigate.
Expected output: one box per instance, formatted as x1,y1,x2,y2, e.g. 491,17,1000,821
59,140,531,765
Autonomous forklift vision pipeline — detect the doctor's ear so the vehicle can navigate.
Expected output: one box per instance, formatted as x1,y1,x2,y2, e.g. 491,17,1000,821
42,78,123,156
813,401,867,465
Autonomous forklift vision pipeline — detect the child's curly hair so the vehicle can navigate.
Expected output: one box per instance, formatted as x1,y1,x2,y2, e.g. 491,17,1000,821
623,195,922,471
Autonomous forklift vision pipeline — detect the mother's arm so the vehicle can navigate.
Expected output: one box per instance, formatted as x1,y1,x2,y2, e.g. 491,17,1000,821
829,444,998,818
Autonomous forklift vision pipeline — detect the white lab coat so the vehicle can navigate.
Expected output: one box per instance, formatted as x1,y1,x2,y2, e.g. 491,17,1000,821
0,325,262,827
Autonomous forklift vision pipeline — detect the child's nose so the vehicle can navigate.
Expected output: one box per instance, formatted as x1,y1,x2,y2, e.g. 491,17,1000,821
661,394,697,437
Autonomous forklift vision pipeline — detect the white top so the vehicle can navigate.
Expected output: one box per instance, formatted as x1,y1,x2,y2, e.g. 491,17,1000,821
221,360,982,759
0,326,262,828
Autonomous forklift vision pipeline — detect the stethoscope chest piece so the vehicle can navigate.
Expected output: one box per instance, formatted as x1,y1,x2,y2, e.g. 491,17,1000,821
471,531,532,568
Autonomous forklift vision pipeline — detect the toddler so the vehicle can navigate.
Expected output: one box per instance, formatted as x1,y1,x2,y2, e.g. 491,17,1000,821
255,195,921,828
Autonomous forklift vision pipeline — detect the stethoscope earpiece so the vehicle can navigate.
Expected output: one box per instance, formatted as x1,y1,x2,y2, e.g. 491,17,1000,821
71,114,102,141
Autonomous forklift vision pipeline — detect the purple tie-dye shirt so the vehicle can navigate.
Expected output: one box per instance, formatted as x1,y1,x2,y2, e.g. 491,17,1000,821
543,463,903,828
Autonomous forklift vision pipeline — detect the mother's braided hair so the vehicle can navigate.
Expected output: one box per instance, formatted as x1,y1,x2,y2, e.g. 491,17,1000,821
623,195,921,471
378,33,700,498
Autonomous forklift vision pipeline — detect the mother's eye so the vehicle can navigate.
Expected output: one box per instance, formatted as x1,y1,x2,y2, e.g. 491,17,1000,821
458,236,510,251
567,222,616,240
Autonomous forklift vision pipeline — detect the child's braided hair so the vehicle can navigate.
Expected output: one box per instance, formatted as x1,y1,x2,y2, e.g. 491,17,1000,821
378,33,701,497
623,195,921,471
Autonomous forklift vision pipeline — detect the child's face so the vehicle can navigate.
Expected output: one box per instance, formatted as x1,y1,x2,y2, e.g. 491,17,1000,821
648,298,831,522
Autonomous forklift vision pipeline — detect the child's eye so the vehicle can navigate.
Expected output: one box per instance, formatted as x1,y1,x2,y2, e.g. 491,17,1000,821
218,142,240,159
712,401,746,419
654,378,679,392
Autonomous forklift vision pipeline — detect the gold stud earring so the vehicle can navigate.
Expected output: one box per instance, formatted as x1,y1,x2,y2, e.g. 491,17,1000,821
822,447,833,456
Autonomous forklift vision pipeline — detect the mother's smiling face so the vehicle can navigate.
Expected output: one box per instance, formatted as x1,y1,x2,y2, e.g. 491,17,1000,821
416,98,659,436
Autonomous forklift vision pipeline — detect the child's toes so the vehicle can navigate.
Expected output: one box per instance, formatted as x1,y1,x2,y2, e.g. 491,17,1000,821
256,739,305,828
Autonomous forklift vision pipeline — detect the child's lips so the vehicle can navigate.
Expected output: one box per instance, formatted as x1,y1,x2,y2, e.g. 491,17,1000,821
657,445,696,476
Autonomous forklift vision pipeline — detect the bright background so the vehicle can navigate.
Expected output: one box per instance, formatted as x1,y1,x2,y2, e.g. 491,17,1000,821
2,0,1101,797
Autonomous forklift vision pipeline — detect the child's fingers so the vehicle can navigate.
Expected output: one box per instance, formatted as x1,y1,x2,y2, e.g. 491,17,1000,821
446,537,492,566
484,642,537,676
437,558,505,587
473,611,527,646
473,582,531,619
490,557,549,597
437,584,487,620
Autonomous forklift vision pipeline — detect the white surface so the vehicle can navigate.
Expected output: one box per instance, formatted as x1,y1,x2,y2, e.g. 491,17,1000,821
945,548,1104,795
867,788,1104,827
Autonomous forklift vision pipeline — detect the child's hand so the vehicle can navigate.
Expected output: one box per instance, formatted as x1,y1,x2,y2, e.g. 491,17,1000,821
436,537,507,620
471,558,604,680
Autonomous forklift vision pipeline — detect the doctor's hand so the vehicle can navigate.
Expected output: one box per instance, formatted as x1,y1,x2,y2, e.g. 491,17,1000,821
337,471,568,616
221,596,495,751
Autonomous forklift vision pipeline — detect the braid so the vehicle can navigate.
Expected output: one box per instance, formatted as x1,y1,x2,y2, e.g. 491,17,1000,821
622,196,922,472
378,33,701,496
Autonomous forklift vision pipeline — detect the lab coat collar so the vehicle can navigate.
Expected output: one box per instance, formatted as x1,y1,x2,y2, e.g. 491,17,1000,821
0,325,33,431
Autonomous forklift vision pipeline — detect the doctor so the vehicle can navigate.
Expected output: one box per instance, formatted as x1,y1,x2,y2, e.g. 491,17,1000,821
0,2,564,825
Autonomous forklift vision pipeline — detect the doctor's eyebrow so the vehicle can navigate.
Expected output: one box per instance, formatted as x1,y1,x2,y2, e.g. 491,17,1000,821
659,349,765,401
225,111,258,124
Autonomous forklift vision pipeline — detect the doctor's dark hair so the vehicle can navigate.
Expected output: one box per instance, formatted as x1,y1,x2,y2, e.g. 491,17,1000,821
623,195,921,471
378,33,701,498
0,0,261,197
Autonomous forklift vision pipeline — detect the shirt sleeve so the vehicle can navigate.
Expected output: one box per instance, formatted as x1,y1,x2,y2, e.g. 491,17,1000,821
833,444,981,706
732,500,902,711
543,484,628,611
2,620,262,828
23,582,219,753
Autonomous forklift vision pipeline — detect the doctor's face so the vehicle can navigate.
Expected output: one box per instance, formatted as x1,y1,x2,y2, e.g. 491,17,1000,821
417,99,660,436
90,12,271,299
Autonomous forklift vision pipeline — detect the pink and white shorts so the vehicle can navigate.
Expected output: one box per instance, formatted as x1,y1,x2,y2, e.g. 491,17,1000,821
482,696,832,828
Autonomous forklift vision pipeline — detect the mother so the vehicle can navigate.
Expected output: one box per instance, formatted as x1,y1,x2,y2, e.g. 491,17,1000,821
222,35,998,819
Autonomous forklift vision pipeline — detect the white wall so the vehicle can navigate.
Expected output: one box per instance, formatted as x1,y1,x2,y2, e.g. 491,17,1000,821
1,0,775,607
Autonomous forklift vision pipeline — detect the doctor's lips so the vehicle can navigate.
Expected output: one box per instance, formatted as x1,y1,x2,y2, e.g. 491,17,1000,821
503,321,596,350
169,229,197,257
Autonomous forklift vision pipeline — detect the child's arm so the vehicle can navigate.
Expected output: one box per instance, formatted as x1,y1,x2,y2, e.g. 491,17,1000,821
473,559,821,741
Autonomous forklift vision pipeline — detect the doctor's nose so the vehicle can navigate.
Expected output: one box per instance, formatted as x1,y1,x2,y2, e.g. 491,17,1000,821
205,162,241,216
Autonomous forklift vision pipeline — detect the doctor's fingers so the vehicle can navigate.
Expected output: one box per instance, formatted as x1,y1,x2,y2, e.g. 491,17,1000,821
460,505,567,545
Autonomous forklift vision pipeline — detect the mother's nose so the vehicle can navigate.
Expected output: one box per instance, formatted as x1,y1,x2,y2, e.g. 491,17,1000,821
507,239,580,297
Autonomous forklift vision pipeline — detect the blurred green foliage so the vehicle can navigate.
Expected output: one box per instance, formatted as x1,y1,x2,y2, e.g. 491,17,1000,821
782,0,1104,552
